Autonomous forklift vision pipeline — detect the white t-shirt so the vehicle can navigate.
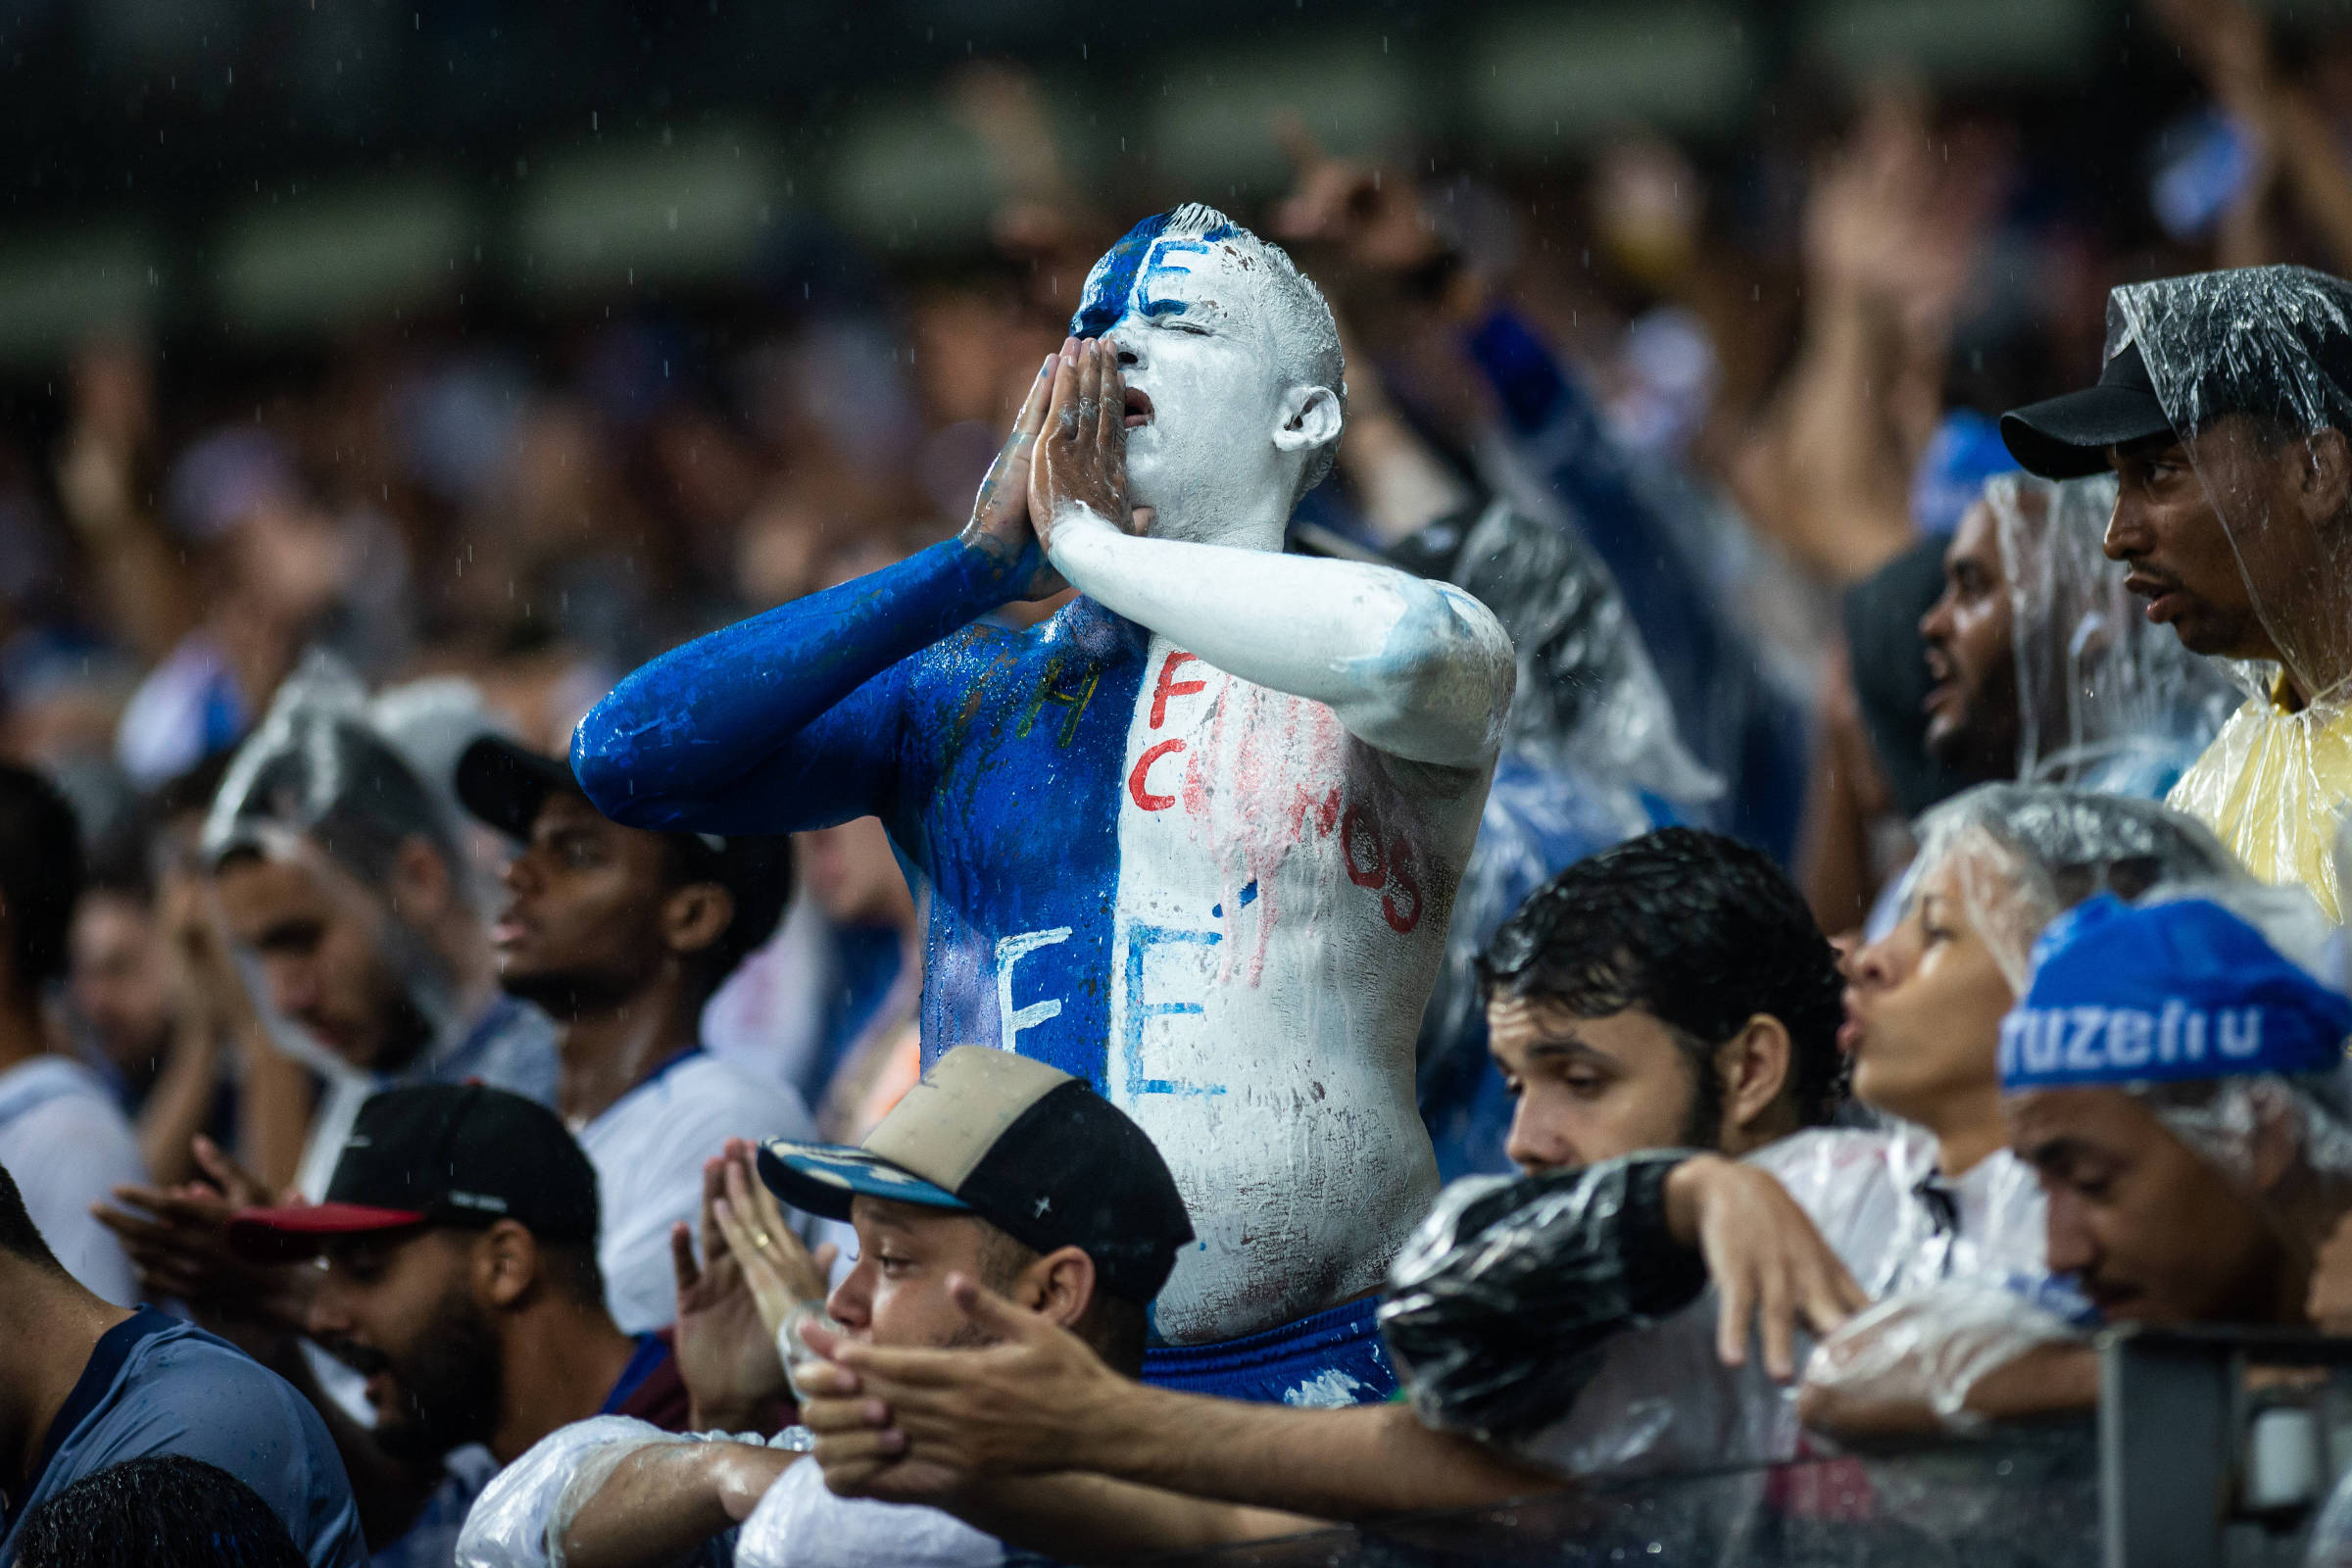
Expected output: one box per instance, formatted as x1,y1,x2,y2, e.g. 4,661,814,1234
736,1456,1000,1568
577,1051,815,1335
0,1056,146,1303
455,1417,1000,1568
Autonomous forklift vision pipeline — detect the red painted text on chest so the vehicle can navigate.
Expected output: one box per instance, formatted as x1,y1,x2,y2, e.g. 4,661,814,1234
1123,649,1423,974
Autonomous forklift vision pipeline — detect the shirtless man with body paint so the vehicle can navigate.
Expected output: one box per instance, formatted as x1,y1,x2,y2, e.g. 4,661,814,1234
570,205,1515,1401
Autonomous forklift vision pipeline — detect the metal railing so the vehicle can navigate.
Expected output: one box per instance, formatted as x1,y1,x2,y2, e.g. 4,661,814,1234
1151,1328,2352,1566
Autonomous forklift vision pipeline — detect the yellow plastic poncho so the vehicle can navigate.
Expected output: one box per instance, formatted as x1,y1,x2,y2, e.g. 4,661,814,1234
2166,679,2352,919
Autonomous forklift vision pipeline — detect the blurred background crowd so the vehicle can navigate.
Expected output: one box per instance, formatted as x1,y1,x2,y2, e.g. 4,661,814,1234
0,0,2346,1198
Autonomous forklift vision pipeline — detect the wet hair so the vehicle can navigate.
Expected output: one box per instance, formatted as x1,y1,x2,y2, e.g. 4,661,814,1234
0,762,85,998
11,1455,306,1568
1479,827,1846,1132
0,1161,65,1274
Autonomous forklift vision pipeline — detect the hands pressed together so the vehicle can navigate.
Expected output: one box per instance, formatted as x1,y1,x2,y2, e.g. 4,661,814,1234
795,1272,1122,1507
669,1138,836,1434
959,337,1138,603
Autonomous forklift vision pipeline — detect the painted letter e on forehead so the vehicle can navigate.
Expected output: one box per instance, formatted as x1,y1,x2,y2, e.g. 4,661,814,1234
1071,208,1241,338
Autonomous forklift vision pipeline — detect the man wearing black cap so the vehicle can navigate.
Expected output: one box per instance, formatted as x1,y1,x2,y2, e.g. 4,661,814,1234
453,736,814,1336
229,1084,698,1566
2000,265,2352,914
458,1047,1198,1568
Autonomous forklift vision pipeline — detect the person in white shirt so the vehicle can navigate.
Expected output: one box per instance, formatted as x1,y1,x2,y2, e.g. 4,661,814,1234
456,1047,1197,1568
0,761,144,1305
455,737,815,1334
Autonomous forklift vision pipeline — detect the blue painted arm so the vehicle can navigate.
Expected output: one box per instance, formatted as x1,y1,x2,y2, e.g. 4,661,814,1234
571,539,1019,834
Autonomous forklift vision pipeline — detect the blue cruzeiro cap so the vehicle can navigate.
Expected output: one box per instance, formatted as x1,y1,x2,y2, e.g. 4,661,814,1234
1999,894,2352,1092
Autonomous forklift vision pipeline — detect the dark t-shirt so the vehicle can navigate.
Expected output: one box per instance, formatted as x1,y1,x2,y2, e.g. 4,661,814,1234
0,1307,366,1567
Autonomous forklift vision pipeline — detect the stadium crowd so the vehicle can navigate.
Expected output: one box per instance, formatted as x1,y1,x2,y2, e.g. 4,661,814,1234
17,0,2352,1562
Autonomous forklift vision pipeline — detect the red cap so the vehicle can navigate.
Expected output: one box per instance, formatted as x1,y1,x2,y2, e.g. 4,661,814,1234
226,1201,428,1262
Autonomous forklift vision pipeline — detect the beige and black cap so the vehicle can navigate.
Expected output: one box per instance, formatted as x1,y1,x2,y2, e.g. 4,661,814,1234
757,1047,1195,1305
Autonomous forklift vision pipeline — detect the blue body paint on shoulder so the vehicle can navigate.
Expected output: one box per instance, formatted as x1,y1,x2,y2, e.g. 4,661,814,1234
1072,212,1171,337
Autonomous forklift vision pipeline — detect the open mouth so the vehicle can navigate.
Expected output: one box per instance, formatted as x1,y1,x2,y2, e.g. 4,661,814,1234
2125,572,2190,625
1123,388,1153,429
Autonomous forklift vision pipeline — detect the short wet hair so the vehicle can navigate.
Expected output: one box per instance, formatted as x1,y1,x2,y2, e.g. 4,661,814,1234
1480,827,1846,1130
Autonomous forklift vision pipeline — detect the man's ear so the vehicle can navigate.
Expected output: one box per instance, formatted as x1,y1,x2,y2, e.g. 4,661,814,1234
387,836,455,926
473,1219,540,1311
1718,1013,1794,1145
1017,1245,1100,1332
662,882,734,960
2298,426,2352,528
1272,385,1343,457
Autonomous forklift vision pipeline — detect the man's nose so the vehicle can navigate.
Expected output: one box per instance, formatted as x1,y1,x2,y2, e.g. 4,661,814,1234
2044,1190,2099,1277
269,958,318,1017
825,1263,871,1330
1919,592,1955,645
2104,490,2151,562
1504,1098,1576,1174
1108,333,1140,370
306,1277,351,1341
500,853,536,897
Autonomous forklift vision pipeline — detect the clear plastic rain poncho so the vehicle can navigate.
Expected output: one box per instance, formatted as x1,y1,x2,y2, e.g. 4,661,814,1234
1391,497,1721,1179
1810,876,2352,1439
1385,784,2252,1469
1896,781,2247,995
2109,268,2352,916
202,650,555,1191
1983,472,2238,798
456,1416,1000,1568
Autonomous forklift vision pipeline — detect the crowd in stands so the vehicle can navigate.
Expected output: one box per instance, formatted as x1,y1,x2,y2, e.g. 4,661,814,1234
21,0,2352,1562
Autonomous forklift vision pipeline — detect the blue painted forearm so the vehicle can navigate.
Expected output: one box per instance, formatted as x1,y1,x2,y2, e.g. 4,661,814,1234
572,538,1017,827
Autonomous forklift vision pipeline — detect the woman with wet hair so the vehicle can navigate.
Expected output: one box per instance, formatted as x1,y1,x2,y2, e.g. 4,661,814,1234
1766,783,2246,1311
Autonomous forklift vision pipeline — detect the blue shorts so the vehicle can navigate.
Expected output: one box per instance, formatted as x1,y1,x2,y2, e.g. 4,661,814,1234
1141,1296,1396,1406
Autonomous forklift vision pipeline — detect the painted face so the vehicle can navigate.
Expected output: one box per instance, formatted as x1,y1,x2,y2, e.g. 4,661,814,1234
1920,499,2020,778
493,791,674,1016
825,1197,1006,1350
310,1228,502,1463
1075,220,1327,544
2103,427,2277,663
2009,1085,2279,1323
1488,997,1714,1172
1840,857,2013,1131
212,844,432,1072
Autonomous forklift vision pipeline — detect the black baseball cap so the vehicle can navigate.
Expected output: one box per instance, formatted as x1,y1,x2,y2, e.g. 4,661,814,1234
2003,267,2352,479
227,1084,599,1261
455,735,793,958
2000,340,2174,480
758,1047,1196,1305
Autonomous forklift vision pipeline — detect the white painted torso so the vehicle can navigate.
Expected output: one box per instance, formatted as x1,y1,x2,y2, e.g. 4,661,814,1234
1102,636,1479,1342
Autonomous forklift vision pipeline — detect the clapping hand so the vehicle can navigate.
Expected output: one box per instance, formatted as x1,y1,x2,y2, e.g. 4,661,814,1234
672,1141,834,1433
94,1135,313,1341
797,1273,1111,1503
